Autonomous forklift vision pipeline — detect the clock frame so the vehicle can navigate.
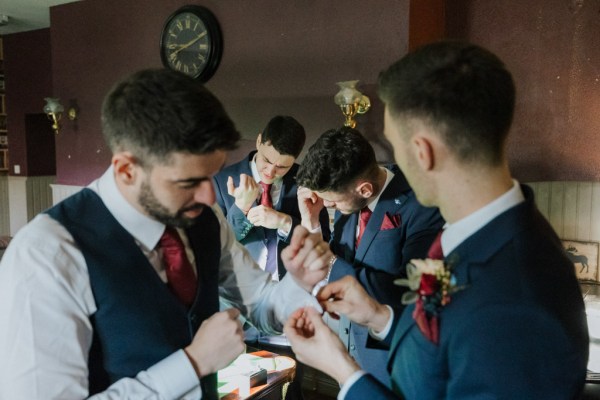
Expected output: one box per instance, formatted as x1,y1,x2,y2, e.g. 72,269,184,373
160,5,223,82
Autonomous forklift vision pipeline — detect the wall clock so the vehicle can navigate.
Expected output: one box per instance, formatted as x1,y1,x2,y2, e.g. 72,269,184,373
160,5,223,82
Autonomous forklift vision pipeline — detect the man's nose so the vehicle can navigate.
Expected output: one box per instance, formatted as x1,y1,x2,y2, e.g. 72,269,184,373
264,164,276,176
195,180,216,205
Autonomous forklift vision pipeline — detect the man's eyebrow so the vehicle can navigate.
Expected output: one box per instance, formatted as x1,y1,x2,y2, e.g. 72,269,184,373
264,154,291,169
173,176,211,184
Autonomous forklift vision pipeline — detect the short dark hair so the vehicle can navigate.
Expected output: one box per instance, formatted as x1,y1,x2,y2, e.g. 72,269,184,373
378,41,515,166
101,68,240,166
296,127,379,192
259,115,306,158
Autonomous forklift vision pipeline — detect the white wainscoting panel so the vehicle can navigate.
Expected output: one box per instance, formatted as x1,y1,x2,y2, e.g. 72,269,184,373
27,176,55,219
528,181,600,242
0,175,9,235
50,184,84,205
7,176,55,235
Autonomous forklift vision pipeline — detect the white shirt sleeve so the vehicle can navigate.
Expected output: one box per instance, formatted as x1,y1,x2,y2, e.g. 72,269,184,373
0,214,200,400
213,205,322,334
337,370,368,400
368,305,395,341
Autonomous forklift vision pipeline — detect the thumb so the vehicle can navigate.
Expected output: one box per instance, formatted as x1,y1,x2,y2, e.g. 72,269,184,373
304,306,326,329
227,176,235,196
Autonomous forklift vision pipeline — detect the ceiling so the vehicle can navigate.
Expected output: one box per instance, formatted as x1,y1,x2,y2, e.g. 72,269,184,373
0,0,80,35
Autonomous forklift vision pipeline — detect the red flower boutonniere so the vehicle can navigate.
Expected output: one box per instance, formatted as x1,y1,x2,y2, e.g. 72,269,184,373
395,259,465,344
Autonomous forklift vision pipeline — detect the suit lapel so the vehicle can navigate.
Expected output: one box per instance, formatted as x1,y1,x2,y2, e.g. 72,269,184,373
387,200,524,361
354,171,409,260
387,303,417,371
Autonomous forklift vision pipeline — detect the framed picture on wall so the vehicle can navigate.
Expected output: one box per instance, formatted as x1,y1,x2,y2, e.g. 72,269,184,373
562,239,600,282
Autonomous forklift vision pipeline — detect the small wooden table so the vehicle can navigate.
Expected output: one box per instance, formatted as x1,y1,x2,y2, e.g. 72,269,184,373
218,350,296,400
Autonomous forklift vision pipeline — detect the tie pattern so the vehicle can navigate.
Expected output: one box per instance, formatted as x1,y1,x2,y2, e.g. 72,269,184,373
355,207,372,249
160,227,198,307
259,182,273,208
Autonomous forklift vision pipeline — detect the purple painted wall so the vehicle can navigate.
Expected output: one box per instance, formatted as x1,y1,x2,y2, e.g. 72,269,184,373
48,0,410,185
447,0,600,181
3,29,53,176
5,0,599,183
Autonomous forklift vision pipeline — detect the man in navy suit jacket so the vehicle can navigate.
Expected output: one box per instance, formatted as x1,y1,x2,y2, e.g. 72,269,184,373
295,127,444,387
213,116,331,281
283,41,589,399
213,116,331,400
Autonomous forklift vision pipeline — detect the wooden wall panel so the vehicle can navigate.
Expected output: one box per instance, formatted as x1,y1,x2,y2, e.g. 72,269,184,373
529,181,600,242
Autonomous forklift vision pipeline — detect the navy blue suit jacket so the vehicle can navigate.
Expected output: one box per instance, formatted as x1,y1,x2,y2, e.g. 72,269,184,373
329,166,444,387
213,151,331,279
347,185,589,400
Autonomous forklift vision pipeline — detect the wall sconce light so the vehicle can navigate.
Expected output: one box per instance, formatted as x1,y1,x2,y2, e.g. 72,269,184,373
334,80,371,129
43,97,77,135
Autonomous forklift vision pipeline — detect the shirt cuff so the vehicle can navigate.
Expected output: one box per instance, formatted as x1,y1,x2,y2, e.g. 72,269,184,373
338,370,367,400
277,226,291,238
368,305,394,341
145,349,200,399
309,224,322,234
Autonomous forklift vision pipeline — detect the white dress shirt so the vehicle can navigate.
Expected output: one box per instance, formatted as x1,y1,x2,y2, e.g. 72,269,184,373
0,167,320,400
338,180,526,399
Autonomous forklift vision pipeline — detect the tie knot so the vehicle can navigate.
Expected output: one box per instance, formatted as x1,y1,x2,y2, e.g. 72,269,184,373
160,226,183,250
427,230,444,260
360,207,372,222
260,181,272,191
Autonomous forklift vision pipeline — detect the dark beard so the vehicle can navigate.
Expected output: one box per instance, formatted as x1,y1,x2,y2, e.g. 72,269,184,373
138,180,203,228
338,194,370,215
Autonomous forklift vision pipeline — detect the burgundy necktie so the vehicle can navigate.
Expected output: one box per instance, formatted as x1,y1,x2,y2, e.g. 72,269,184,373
259,182,273,208
356,207,372,249
258,181,277,275
413,229,445,344
160,227,198,307
427,230,444,260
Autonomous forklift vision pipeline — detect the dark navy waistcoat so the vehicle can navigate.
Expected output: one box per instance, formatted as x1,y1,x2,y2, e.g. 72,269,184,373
46,188,221,399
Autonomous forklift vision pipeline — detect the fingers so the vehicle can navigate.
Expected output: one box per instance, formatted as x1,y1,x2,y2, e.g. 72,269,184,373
316,279,344,302
227,176,235,196
224,307,241,320
297,186,316,201
287,225,310,254
246,205,275,227
303,306,326,329
284,307,319,340
295,235,331,271
239,174,258,191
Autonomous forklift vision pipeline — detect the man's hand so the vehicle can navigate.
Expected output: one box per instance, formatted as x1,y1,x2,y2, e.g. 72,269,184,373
284,307,360,385
227,174,259,214
184,308,245,378
317,276,391,333
247,205,292,232
281,226,333,291
297,186,325,230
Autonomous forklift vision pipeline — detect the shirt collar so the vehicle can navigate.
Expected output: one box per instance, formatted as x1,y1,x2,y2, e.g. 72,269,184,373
441,179,525,256
366,167,395,212
91,166,166,251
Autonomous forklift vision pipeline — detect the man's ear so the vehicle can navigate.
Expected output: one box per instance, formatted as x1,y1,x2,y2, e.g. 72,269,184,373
413,136,435,171
112,152,139,185
356,181,374,199
256,133,262,150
